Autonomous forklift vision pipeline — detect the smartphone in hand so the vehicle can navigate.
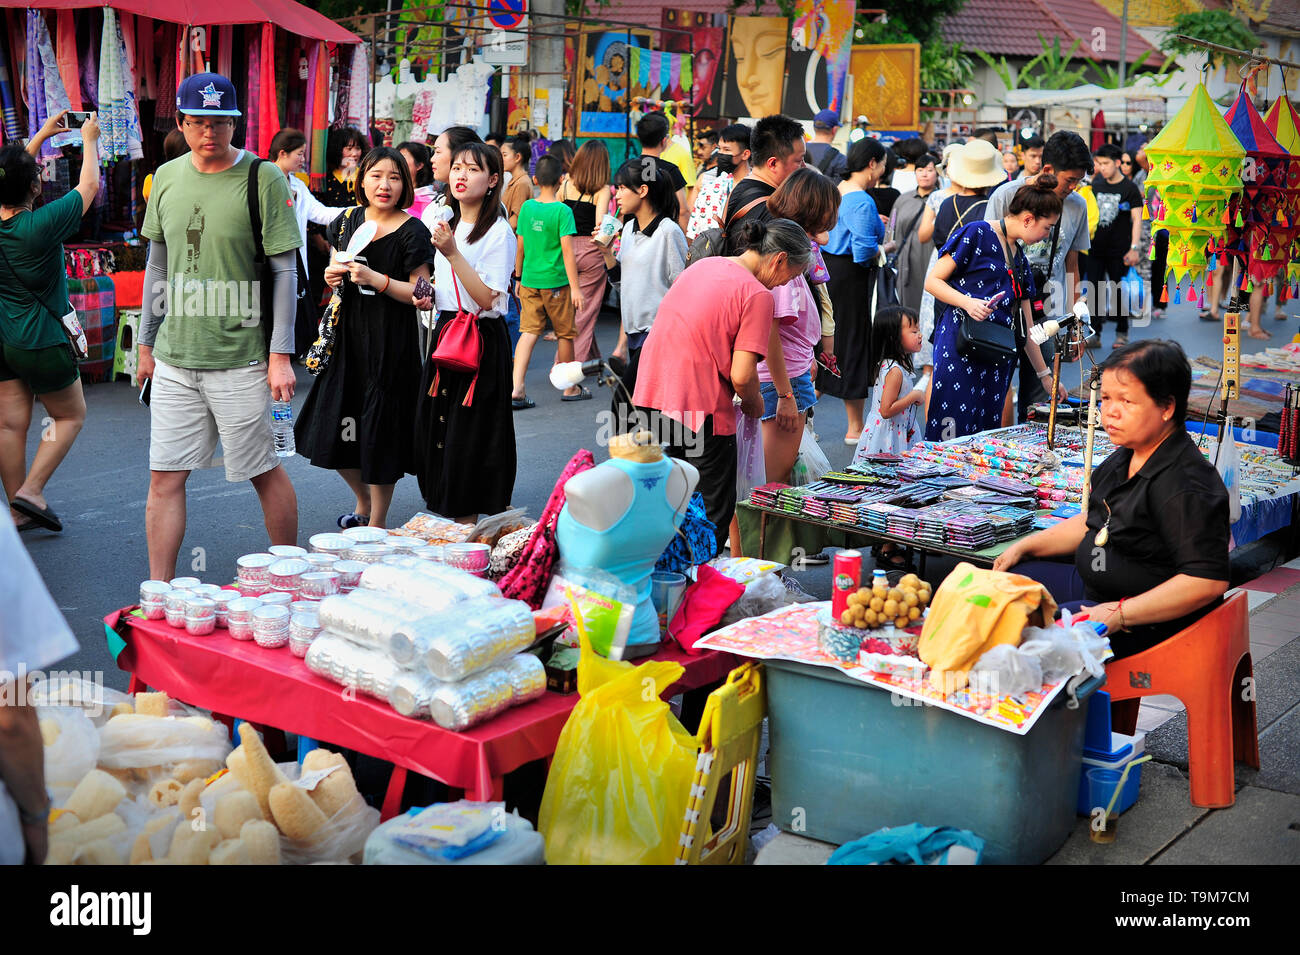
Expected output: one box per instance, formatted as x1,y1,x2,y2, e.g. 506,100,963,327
986,290,1008,308
138,377,152,407
59,111,93,129
413,276,435,301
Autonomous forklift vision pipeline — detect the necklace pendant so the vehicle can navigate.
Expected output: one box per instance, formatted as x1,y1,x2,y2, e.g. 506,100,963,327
1095,523,1110,547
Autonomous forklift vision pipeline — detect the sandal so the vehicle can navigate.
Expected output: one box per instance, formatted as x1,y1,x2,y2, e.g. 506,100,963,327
512,396,536,410
1198,310,1220,322
561,385,592,402
337,512,370,529
10,497,61,532
817,351,842,377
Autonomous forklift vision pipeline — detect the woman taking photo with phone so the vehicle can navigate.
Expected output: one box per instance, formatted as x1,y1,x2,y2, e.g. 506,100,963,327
294,147,434,529
0,111,100,533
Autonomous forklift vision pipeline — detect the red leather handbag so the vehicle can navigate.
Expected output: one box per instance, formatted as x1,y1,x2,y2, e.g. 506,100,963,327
428,276,483,406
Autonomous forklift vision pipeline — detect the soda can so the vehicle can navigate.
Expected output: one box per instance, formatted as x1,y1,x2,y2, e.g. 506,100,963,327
831,550,862,621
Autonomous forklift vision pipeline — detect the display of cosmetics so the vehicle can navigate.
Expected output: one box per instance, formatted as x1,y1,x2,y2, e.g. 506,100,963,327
139,580,171,620
252,605,291,648
317,590,428,654
358,561,499,611
305,631,401,702
388,596,535,682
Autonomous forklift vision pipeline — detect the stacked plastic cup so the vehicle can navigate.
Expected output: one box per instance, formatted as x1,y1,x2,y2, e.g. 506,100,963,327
225,597,261,640
185,597,217,636
164,590,190,628
236,554,276,596
213,589,243,629
139,580,172,620
252,605,291,648
333,560,366,593
268,544,309,560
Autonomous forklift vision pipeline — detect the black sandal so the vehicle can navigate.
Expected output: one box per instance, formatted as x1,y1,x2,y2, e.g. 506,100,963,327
10,497,61,532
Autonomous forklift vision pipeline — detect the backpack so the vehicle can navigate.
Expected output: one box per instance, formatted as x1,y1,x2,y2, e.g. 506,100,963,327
685,194,767,266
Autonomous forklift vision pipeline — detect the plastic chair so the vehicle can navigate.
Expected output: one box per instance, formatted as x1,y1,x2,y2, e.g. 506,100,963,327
113,310,140,381
1105,591,1259,808
675,662,766,865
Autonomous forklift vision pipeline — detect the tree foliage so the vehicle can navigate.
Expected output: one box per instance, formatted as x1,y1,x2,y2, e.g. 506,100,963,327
1161,11,1260,67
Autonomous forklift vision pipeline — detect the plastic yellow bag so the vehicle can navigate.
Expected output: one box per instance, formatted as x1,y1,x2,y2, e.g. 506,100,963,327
538,634,699,865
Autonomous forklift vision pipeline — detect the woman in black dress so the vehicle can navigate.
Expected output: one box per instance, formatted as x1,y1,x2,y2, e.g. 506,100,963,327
295,146,434,529
413,141,518,522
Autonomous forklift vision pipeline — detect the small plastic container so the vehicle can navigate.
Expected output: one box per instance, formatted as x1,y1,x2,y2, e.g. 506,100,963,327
289,633,317,658
443,543,491,577
259,591,293,609
290,612,321,640
269,558,310,595
140,598,168,621
290,599,321,619
164,590,190,628
309,533,354,556
190,583,224,601
169,576,201,592
186,612,217,636
185,595,217,617
333,560,366,592
140,580,172,620
252,605,291,648
268,544,310,559
225,597,261,641
299,570,340,599
411,544,444,562
212,590,242,628
236,553,276,585
380,553,413,566
386,536,426,554
347,543,389,564
340,526,388,545
303,553,337,571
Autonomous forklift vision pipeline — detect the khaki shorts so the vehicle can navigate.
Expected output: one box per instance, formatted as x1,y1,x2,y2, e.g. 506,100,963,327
519,285,575,339
149,359,279,483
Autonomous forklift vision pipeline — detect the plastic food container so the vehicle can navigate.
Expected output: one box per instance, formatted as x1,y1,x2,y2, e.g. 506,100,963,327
443,543,491,577
252,605,291,648
169,576,201,592
140,580,172,620
269,558,310,594
164,590,190,627
259,591,293,609
268,545,310,559
411,545,444,562
190,583,224,601
309,533,354,556
333,560,366,592
225,597,261,641
290,600,321,619
290,612,321,643
303,553,337,571
185,596,216,618
289,633,317,658
347,543,389,564
386,536,426,553
186,613,217,636
236,553,276,585
299,570,340,599
341,526,388,545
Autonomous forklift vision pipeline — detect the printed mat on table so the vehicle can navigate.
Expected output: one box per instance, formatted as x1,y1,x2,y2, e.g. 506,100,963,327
694,603,1071,736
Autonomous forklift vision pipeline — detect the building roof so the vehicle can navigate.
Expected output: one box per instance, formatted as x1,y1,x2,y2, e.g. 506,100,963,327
598,1,783,30
941,0,1158,64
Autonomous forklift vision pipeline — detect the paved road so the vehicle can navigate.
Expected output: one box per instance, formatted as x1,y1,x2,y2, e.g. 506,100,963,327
17,298,1299,691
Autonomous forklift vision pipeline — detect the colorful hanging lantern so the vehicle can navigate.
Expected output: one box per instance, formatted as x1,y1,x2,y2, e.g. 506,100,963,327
1263,95,1300,297
1145,84,1246,297
1223,85,1300,288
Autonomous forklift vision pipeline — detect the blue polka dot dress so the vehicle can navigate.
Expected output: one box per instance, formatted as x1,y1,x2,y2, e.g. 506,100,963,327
924,221,1033,441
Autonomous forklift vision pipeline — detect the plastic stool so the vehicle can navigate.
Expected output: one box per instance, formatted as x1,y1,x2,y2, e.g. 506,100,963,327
675,662,766,865
1104,591,1259,808
114,310,140,381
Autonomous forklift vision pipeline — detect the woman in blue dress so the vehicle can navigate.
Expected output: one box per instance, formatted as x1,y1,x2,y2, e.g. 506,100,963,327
924,175,1068,440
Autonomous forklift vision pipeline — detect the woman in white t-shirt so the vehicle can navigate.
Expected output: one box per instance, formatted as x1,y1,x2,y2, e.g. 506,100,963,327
414,142,518,522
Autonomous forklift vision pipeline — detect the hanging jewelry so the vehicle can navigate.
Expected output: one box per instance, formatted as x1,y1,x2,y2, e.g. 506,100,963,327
1095,500,1112,548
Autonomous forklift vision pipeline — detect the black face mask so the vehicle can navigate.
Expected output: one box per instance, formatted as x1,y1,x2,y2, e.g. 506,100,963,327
713,152,737,175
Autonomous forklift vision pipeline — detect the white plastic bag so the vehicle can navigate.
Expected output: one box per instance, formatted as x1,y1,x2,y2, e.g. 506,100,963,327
38,706,100,787
790,424,831,486
735,406,766,500
97,715,232,769
968,644,1043,698
719,573,790,626
1020,623,1110,682
1211,420,1242,523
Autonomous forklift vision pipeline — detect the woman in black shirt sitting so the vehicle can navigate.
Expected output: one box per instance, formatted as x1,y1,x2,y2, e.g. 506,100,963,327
994,340,1230,658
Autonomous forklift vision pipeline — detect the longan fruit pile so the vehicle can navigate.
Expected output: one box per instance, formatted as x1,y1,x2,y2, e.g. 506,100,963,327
840,573,933,630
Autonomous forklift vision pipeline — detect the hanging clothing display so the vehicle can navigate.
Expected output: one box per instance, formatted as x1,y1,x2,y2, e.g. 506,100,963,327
79,10,97,108
0,34,20,141
56,11,81,111
340,42,370,133
307,41,329,189
257,22,280,157
217,25,233,80
26,10,76,156
245,25,260,148
153,24,176,130
136,17,155,101
98,7,144,163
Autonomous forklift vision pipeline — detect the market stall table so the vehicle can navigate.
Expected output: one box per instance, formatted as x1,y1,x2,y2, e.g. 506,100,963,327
106,607,738,819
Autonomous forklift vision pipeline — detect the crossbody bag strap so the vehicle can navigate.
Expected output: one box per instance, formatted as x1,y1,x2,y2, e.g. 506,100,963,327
725,194,767,229
248,158,266,262
0,241,67,325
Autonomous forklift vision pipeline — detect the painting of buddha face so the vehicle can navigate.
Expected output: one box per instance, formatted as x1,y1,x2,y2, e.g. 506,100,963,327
724,16,788,120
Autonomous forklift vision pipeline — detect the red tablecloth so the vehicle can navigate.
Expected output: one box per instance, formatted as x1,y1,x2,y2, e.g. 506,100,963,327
107,608,738,805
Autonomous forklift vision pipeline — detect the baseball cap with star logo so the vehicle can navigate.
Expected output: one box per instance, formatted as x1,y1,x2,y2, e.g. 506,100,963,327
176,72,241,116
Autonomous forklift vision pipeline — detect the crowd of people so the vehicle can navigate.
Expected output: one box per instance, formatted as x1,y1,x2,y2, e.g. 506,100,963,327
0,68,1254,581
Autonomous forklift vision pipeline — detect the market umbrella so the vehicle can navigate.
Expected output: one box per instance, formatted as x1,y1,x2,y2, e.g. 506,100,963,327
1263,96,1300,298
1145,83,1246,304
1223,85,1300,291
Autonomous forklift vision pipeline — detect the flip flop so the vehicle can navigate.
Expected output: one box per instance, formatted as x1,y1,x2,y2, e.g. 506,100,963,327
512,396,536,410
561,386,592,402
337,512,370,529
1198,310,1220,322
10,497,61,532
13,517,39,533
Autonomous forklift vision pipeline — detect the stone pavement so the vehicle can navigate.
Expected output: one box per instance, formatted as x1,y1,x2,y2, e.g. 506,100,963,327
754,568,1300,865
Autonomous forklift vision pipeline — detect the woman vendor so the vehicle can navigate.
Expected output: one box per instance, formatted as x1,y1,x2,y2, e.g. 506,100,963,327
993,340,1230,658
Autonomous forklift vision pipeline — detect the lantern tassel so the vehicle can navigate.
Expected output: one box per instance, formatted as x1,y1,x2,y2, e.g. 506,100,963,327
1198,285,1206,308
1172,286,1182,304
1191,203,1198,223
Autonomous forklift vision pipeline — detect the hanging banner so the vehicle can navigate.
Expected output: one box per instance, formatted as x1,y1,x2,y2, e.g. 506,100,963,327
575,27,653,137
788,0,855,117
661,10,726,118
849,44,921,131
723,16,788,120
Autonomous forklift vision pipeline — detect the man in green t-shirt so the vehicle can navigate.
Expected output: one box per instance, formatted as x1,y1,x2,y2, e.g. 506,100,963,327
138,73,303,580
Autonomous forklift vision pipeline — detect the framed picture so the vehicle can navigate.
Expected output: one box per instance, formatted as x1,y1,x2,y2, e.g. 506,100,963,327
782,49,829,121
575,27,654,138
723,16,789,121
849,44,921,130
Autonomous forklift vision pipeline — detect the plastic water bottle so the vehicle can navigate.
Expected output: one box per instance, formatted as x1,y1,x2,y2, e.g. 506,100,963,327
271,401,296,457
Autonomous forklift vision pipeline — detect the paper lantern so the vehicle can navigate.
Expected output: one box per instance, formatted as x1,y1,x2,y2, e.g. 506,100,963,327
1146,84,1246,302
1223,87,1300,289
1263,96,1300,298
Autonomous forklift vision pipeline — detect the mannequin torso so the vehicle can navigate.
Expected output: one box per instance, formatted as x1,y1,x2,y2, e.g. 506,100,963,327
565,434,698,531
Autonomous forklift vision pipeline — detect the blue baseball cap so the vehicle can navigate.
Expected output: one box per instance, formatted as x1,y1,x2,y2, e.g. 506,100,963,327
813,109,841,129
176,72,241,117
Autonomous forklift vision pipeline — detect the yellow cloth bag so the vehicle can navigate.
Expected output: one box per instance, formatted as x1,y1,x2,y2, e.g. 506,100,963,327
538,635,699,865
918,562,1058,690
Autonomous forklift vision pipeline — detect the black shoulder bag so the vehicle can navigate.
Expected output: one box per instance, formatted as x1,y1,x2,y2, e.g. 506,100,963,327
954,222,1019,365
